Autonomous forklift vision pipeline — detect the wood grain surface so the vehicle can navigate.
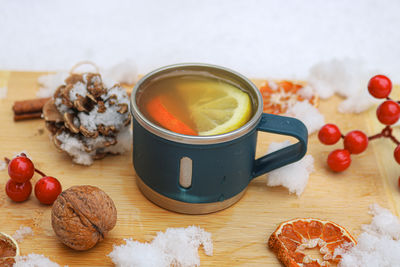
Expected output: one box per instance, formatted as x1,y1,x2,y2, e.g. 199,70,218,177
0,71,399,266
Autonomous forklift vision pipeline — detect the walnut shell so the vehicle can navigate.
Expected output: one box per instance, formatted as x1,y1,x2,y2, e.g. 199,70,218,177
51,185,117,251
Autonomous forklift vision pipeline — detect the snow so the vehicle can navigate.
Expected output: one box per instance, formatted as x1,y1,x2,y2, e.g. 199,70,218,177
0,1,399,81
307,58,380,113
0,87,7,99
362,204,400,240
298,85,315,100
56,127,131,166
36,61,137,98
337,204,400,267
265,141,314,196
285,101,325,135
109,241,168,267
0,160,6,171
56,132,93,165
14,254,64,267
337,89,378,114
76,85,130,131
36,72,69,98
108,226,212,267
12,226,33,242
68,82,86,102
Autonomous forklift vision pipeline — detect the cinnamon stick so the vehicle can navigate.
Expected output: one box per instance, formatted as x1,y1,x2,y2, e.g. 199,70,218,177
12,97,50,121
14,112,43,121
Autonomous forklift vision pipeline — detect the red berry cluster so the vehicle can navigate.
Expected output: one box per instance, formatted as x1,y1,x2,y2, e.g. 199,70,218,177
319,75,400,172
5,153,62,204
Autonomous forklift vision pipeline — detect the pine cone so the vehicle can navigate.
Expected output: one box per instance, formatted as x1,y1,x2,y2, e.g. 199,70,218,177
43,72,131,165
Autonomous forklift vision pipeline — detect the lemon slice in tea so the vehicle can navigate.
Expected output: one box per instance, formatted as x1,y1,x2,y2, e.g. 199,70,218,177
0,232,20,266
177,79,252,136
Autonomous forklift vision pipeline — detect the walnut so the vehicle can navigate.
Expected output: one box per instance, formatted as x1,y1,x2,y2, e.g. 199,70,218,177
51,185,117,251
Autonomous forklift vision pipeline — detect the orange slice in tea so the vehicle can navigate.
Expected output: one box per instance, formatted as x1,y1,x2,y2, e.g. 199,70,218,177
146,96,198,135
268,218,356,267
176,80,252,136
0,232,20,266
259,81,318,114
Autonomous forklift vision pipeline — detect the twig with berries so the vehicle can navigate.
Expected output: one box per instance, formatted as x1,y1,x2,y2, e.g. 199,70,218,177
319,75,400,172
4,153,62,204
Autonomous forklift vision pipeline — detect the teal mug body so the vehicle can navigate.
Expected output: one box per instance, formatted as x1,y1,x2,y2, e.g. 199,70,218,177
130,63,308,214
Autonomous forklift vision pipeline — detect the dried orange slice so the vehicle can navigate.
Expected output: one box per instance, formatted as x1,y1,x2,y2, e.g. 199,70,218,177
268,218,356,267
259,80,318,114
0,232,20,267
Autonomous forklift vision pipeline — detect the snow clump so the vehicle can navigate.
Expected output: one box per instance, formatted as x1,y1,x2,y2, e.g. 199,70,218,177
336,204,400,267
307,58,379,113
108,226,213,267
265,140,314,196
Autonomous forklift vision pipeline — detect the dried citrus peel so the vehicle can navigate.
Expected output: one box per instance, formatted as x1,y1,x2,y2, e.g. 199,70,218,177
259,80,319,115
268,218,356,267
0,232,20,267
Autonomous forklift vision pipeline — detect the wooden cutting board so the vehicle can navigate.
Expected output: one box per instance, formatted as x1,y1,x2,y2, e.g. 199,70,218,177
0,71,399,266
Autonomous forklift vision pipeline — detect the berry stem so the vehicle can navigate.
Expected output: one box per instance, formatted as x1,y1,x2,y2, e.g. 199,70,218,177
385,96,400,110
34,168,47,177
368,126,400,145
386,96,400,105
4,157,47,177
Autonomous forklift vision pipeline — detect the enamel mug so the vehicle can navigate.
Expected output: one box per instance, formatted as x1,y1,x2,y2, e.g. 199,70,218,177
130,63,308,214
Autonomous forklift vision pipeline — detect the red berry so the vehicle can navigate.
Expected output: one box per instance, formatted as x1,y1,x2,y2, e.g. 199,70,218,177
8,155,35,183
5,179,32,202
318,124,342,145
34,176,62,205
376,100,400,125
343,130,369,154
394,145,400,164
327,149,351,172
368,75,392,99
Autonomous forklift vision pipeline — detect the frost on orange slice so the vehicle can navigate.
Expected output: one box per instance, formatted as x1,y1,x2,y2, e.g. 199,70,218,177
0,232,20,267
268,218,356,267
259,80,318,114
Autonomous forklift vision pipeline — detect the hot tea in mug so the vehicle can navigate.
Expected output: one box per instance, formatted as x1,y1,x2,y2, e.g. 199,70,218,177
131,63,308,214
136,72,253,136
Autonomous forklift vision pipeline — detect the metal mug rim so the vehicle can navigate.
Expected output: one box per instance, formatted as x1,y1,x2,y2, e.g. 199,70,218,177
130,63,263,145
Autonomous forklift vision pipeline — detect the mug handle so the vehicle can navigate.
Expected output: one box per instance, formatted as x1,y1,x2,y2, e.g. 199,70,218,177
251,113,308,179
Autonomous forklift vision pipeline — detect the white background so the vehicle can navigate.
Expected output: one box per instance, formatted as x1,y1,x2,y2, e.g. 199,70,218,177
1,0,399,80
